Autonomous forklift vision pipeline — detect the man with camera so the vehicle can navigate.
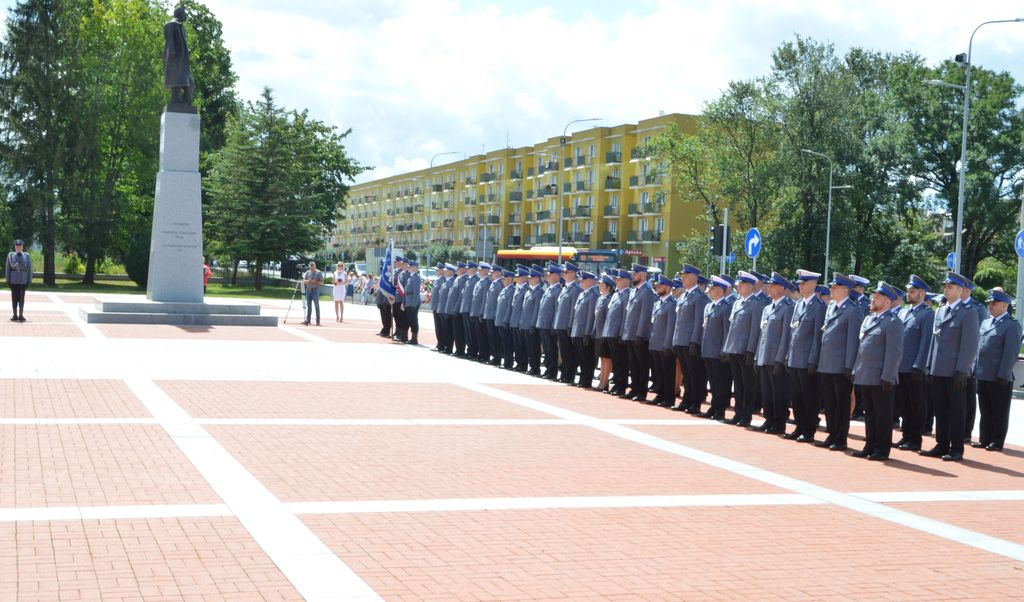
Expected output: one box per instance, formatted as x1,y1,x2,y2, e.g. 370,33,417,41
302,261,324,326
5,239,32,322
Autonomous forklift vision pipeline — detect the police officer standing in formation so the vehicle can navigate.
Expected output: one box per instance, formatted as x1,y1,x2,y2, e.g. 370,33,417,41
784,270,826,442
391,256,408,342
721,271,763,426
894,275,934,451
700,275,735,420
509,266,531,371
647,274,678,407
520,266,545,375
553,263,582,383
754,273,795,434
536,265,564,380
493,268,517,369
431,264,451,352
959,278,988,444
603,270,631,395
482,265,505,365
851,282,904,460
973,288,1022,452
621,265,656,401
401,260,422,345
921,272,981,462
815,273,863,451
459,262,480,356
445,262,468,356
672,265,709,413
468,262,491,361
570,271,600,388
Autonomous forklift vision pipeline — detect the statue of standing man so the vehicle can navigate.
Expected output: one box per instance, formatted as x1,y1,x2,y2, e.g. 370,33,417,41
163,6,195,113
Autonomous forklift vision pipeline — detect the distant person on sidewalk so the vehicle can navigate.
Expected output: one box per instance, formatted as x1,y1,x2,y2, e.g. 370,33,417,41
333,262,346,323
202,256,213,294
302,262,323,326
6,239,31,322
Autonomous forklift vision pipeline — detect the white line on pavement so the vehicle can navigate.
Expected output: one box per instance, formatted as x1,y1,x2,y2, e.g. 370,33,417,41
47,292,104,340
123,378,381,602
460,382,1024,564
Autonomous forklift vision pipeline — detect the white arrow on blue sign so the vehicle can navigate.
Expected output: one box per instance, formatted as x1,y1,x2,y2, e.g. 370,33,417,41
1015,231,1024,259
726,252,736,264
744,228,762,258
945,252,957,270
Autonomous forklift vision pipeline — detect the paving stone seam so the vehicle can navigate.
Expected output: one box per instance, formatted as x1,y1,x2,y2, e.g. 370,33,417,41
47,292,105,340
460,382,1024,563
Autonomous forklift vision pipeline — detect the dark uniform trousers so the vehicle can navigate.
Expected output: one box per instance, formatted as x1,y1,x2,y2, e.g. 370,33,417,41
513,328,527,371
611,340,631,394
485,319,499,364
685,349,708,408
895,372,926,447
468,317,484,359
729,355,757,423
977,379,1012,448
789,368,820,437
573,337,596,388
526,328,543,375
705,358,731,419
557,330,576,382
964,378,978,442
477,317,490,360
403,306,419,341
931,375,966,455
499,326,515,369
463,314,477,357
759,366,790,429
541,329,559,377
858,384,895,458
392,300,406,340
377,303,393,336
653,350,676,402
628,339,651,398
451,314,466,356
672,346,689,401
821,372,853,446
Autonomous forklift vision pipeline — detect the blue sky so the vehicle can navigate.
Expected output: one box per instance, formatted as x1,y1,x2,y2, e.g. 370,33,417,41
2,0,1022,182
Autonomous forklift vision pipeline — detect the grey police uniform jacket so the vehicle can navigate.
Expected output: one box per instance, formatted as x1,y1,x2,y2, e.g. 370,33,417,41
898,303,934,373
509,283,529,328
483,279,503,320
701,298,732,360
622,282,657,342
570,286,599,338
469,276,490,317
857,293,870,315
672,287,710,348
460,274,480,314
974,313,1022,383
535,282,563,330
648,295,677,352
554,281,582,332
432,276,451,314
5,252,32,285
494,283,515,327
602,288,630,339
445,275,467,314
852,310,904,386
926,300,981,378
396,270,410,303
403,272,423,307
786,295,826,369
374,284,390,306
722,295,762,357
520,284,545,329
818,298,863,374
756,297,794,367
593,293,611,339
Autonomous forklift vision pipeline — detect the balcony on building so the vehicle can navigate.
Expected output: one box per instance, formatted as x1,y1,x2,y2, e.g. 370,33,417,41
509,191,523,202
464,217,475,226
630,147,651,160
605,176,621,190
510,235,522,247
563,183,572,193
525,212,535,223
644,173,660,186
545,160,558,171
606,151,622,164
642,202,660,215
527,167,535,177
575,181,589,192
563,157,573,168
526,190,534,199
487,193,497,203
511,170,523,180
486,215,501,224
537,186,548,198
536,210,552,221
481,173,496,183
464,197,476,206
444,182,455,190
575,155,586,167
629,175,640,187
642,231,661,242
627,231,639,242
540,233,556,244
628,204,641,216
432,184,443,192
464,176,475,185
575,206,591,218
509,212,521,223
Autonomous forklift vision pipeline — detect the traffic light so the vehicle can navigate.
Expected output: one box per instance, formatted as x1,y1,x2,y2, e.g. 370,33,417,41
709,224,729,256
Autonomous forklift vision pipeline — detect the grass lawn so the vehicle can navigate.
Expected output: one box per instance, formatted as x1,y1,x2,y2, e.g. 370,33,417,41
29,279,317,300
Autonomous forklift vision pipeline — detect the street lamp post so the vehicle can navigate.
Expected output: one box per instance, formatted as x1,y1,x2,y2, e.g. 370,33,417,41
801,149,851,278
924,17,1023,274
424,152,460,263
558,118,602,263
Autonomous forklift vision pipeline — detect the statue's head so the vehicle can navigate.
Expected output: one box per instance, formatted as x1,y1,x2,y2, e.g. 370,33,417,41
173,6,187,22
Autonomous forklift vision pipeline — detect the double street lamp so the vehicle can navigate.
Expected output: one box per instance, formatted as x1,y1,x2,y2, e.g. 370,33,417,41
802,149,852,278
558,118,602,262
924,17,1023,274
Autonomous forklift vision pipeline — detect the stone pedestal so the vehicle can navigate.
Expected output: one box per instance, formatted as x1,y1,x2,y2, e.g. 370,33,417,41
147,111,203,303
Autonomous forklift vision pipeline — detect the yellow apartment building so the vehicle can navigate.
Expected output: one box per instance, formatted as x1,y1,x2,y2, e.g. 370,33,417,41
329,113,705,272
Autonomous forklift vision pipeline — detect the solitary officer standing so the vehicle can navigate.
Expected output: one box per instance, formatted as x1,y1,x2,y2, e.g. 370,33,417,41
921,272,981,462
815,273,862,451
972,288,1022,452
754,272,795,434
672,265,709,414
537,265,564,380
851,282,904,461
6,239,31,322
700,275,734,420
554,263,582,383
621,265,656,401
784,269,826,442
604,270,632,397
895,275,934,451
722,271,762,426
571,271,599,388
403,260,422,345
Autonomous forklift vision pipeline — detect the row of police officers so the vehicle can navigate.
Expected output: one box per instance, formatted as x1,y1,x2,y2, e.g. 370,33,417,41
421,260,1020,462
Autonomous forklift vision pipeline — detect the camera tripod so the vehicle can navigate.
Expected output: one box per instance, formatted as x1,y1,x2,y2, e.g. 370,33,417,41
283,278,305,324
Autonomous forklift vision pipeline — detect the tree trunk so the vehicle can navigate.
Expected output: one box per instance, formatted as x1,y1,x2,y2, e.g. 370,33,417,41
43,203,56,286
83,254,96,285
254,259,263,290
230,259,239,286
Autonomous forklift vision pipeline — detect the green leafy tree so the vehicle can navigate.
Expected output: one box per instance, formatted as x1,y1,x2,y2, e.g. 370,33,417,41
204,87,363,289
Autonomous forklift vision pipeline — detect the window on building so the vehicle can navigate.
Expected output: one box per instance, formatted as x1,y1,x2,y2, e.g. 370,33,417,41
640,220,649,233
640,191,649,204
589,144,595,158
612,142,621,153
610,194,618,208
655,218,664,232
608,220,618,235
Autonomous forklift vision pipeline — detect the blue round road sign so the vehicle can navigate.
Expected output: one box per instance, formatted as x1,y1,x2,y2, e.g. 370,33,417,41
726,252,736,264
744,228,762,258
1015,231,1024,259
945,252,956,270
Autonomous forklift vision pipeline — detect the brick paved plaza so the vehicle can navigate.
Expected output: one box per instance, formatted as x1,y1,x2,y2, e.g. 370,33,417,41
1,291,1023,601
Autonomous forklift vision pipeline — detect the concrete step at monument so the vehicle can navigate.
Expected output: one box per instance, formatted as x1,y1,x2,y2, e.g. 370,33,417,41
95,300,261,315
79,298,277,326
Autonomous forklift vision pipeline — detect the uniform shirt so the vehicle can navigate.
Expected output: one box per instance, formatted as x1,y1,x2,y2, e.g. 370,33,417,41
602,287,630,339
756,297,794,367
622,281,656,341
536,281,563,329
648,294,677,352
553,280,582,331
898,302,934,373
722,293,761,356
433,276,452,314
593,292,611,339
817,297,862,374
509,282,529,328
926,299,981,377
570,286,599,338
469,275,490,317
852,310,904,386
404,272,423,307
786,293,826,369
483,278,504,320
520,283,545,330
5,251,32,285
445,274,467,314
460,273,480,314
672,285,710,349
701,296,733,360
494,283,515,327
974,312,1022,382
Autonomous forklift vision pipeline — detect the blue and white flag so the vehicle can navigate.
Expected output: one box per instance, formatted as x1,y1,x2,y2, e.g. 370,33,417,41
378,239,397,304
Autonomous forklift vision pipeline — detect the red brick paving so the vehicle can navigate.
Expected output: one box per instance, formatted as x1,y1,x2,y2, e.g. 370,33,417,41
490,383,709,420
0,319,82,338
0,518,302,601
637,424,1024,494
208,424,782,502
889,500,1024,546
0,379,149,418
305,505,1024,601
159,380,548,419
307,323,438,347
56,295,103,304
96,324,303,341
0,425,218,507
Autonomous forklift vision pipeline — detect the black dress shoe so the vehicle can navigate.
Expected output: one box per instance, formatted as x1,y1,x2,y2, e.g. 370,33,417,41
735,419,752,427
918,447,947,458
10,316,18,322
796,435,813,444
724,417,740,425
986,443,1003,452
970,441,987,449
814,439,834,448
697,411,715,419
657,400,674,408
748,423,768,432
897,442,921,451
829,443,848,452
851,449,871,458
867,454,888,461
765,427,785,435
941,453,963,462
782,431,801,440
670,405,687,412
